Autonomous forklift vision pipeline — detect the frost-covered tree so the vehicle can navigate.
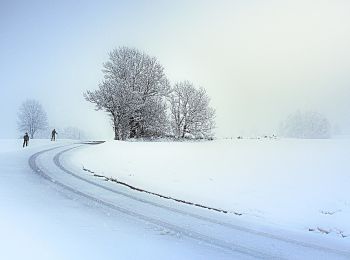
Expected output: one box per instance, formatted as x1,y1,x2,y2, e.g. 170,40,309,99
280,111,331,139
131,96,169,138
169,81,215,138
85,47,170,140
17,99,48,138
85,80,133,140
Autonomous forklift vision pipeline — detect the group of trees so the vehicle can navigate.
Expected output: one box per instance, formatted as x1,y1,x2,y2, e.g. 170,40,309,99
85,47,216,140
280,111,331,139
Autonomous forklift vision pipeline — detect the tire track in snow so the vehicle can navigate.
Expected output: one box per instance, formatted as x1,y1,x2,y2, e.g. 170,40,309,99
29,145,275,259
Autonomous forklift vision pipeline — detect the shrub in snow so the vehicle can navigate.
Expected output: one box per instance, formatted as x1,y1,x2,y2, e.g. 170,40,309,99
280,111,331,139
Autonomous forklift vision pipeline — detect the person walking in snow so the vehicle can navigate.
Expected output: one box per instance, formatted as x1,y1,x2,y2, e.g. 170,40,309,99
51,129,57,141
23,132,29,147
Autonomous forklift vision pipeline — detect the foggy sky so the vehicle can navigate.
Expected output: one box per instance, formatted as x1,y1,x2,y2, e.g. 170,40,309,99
1,0,350,139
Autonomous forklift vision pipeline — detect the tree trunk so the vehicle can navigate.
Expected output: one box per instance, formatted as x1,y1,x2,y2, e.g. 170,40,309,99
181,125,187,138
30,129,34,139
112,114,120,140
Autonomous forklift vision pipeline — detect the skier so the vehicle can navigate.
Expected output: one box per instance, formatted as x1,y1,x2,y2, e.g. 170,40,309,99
51,129,58,141
23,132,29,147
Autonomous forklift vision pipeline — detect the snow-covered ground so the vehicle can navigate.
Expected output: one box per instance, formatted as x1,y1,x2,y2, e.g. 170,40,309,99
70,138,350,240
0,139,236,260
2,138,350,259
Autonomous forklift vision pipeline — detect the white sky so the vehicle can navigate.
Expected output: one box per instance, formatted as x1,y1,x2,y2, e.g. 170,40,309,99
1,0,350,138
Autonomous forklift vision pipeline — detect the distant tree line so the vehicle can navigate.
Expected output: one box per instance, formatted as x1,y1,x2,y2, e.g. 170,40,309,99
280,111,331,139
36,126,86,140
85,47,216,140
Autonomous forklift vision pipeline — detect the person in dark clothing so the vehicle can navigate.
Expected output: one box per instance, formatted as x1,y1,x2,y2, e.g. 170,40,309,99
23,133,29,147
51,129,57,141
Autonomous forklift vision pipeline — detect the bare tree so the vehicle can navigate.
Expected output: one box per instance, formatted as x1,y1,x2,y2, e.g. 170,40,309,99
169,81,215,138
17,99,48,138
85,47,170,140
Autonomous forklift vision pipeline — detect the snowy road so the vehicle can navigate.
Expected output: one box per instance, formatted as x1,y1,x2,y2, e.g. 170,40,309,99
27,143,350,259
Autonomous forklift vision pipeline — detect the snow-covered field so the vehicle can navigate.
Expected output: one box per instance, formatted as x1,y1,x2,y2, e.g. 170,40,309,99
0,139,235,260
1,138,350,259
70,138,350,240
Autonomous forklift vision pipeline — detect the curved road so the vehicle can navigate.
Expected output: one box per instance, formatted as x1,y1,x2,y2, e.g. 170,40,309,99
29,143,350,260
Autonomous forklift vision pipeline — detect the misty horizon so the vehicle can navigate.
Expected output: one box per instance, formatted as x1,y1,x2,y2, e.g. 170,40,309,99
1,0,350,139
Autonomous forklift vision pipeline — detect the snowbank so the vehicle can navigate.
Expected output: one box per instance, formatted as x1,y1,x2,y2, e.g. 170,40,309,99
70,138,350,239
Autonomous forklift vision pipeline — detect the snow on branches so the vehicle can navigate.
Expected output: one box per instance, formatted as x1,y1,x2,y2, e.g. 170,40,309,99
85,47,216,140
17,99,48,139
169,81,215,139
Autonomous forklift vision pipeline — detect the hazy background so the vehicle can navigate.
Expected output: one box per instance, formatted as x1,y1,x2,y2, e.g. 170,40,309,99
1,0,350,139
